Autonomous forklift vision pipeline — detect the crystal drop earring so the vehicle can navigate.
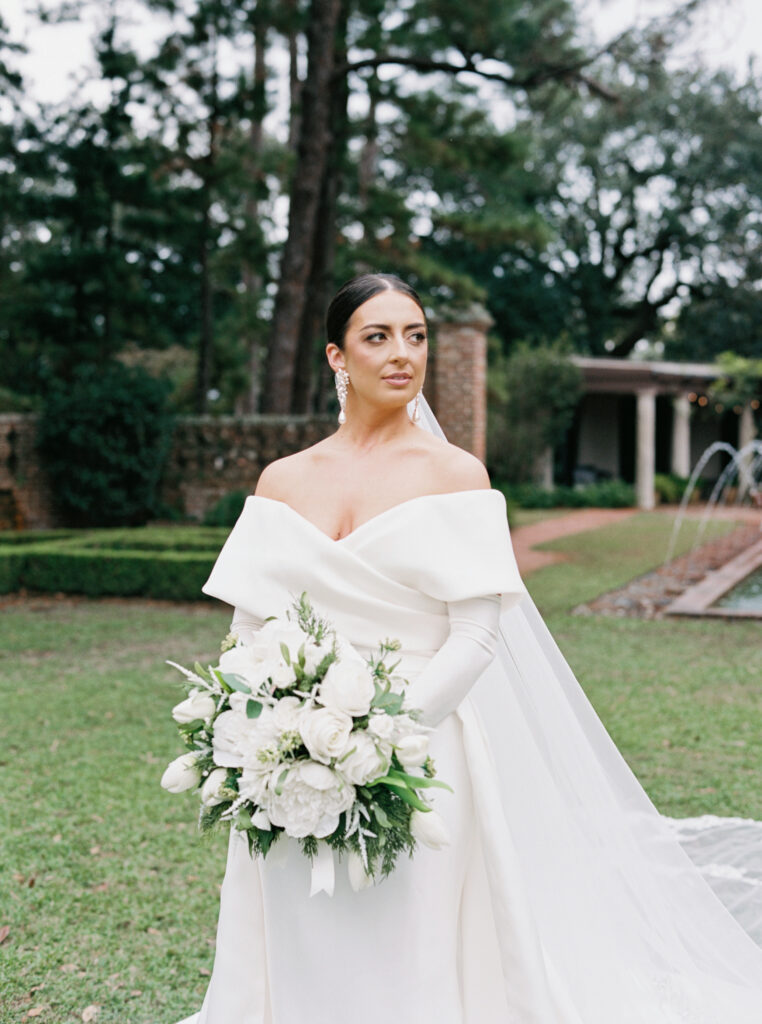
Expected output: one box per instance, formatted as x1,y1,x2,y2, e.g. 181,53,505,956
335,368,349,424
412,389,422,424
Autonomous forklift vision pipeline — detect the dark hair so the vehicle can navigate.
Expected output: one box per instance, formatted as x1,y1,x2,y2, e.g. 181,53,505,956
325,273,425,348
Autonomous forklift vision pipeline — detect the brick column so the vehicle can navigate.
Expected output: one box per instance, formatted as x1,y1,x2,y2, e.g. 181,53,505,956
429,304,492,461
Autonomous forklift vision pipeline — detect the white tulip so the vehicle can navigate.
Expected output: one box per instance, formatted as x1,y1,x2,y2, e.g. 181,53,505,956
395,734,430,769
161,752,201,793
410,809,450,850
172,689,217,725
347,850,375,891
200,767,230,806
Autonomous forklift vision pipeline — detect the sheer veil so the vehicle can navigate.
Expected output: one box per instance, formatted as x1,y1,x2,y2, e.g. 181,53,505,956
412,392,762,1019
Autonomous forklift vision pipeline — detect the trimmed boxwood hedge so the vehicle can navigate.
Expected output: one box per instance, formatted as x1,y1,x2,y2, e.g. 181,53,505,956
0,528,227,600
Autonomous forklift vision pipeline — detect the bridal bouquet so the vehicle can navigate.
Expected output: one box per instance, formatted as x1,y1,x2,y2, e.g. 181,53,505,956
161,593,451,891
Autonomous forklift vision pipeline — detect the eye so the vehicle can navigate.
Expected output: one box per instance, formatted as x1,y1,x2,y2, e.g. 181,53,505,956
410,331,427,344
364,332,385,343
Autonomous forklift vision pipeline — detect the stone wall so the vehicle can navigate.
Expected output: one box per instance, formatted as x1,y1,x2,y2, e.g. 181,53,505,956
0,309,492,529
160,415,336,521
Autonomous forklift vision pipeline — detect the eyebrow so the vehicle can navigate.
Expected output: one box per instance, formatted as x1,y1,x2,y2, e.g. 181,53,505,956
360,322,427,331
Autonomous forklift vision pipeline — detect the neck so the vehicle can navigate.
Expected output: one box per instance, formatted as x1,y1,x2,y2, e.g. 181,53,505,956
337,400,416,450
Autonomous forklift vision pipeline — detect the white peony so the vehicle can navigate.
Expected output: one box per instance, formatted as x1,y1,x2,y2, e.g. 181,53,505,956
270,695,306,735
394,733,430,769
171,688,217,725
337,731,390,785
200,767,231,806
238,763,273,804
410,808,450,850
161,752,201,793
300,706,353,764
266,761,355,838
347,849,375,891
318,660,375,717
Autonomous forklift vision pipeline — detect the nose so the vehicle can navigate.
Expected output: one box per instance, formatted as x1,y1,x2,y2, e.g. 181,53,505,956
389,329,409,361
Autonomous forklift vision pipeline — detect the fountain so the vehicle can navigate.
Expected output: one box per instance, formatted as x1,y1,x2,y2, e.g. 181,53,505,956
664,440,762,618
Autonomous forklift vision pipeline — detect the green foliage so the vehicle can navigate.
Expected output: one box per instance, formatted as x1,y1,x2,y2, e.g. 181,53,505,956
498,480,635,509
708,352,762,408
653,473,689,505
488,341,582,484
0,526,225,598
202,489,248,527
36,362,174,527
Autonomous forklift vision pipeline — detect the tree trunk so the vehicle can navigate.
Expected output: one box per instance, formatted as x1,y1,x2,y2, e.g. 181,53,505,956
292,2,349,413
287,0,302,153
238,21,268,414
261,0,342,413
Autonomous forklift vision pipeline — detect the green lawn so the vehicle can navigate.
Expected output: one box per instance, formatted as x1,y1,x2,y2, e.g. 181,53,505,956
1,510,760,1022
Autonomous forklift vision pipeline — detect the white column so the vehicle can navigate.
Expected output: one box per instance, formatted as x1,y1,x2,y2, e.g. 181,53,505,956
636,388,657,511
534,446,554,489
739,404,756,451
670,392,691,478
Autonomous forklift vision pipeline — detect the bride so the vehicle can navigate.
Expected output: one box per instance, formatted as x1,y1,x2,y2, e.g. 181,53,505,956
177,273,762,1023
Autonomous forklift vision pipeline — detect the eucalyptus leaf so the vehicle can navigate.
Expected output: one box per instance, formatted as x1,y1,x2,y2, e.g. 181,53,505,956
246,698,263,719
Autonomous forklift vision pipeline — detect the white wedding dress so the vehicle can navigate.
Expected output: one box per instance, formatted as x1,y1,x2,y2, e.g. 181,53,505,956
172,478,762,1024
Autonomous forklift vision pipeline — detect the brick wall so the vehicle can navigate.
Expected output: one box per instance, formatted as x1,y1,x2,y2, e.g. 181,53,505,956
430,304,492,462
0,414,57,529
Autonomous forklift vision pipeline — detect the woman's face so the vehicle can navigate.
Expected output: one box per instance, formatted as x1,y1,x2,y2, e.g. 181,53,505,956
326,290,427,415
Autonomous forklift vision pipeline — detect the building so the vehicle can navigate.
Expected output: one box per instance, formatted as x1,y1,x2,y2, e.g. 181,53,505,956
553,357,759,509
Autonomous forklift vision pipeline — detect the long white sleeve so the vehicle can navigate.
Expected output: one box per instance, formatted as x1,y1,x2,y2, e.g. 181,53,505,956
229,597,501,729
404,594,502,728
230,607,265,645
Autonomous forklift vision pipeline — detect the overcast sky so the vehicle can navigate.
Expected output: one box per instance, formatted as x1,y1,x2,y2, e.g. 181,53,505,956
3,0,762,107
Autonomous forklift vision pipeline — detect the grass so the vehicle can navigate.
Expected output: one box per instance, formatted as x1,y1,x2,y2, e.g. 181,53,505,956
1,509,760,1021
524,511,762,819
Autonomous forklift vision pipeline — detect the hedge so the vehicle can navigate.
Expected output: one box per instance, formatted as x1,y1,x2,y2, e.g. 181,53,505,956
0,528,226,600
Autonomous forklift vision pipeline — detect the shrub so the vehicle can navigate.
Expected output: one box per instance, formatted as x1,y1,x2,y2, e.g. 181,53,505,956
203,490,248,527
36,362,174,527
497,480,635,509
488,341,583,484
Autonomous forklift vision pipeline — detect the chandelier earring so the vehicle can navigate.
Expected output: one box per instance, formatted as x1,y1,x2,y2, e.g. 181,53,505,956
335,368,349,424
412,389,422,424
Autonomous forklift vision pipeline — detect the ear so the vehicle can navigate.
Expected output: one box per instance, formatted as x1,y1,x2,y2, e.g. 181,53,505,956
325,342,345,373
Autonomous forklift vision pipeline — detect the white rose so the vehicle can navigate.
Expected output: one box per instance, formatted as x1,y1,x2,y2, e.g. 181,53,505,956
337,731,389,785
367,713,395,742
410,808,450,850
300,706,353,764
268,659,297,690
171,689,217,725
200,767,231,806
318,660,375,717
347,849,375,891
267,761,355,838
212,708,252,767
395,734,430,769
161,752,201,793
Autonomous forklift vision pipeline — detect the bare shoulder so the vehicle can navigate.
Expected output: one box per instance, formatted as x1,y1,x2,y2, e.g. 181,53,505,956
254,447,318,501
417,433,491,492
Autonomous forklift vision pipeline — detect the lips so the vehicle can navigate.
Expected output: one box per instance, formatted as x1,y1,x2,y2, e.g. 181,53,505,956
383,374,412,383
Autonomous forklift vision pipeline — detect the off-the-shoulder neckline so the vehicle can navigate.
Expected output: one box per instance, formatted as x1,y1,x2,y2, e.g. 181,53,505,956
247,488,504,544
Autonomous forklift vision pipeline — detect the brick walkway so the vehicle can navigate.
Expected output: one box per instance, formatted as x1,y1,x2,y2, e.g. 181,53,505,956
511,508,638,575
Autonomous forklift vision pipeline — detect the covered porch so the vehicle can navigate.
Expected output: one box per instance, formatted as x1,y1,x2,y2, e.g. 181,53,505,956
553,358,759,510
